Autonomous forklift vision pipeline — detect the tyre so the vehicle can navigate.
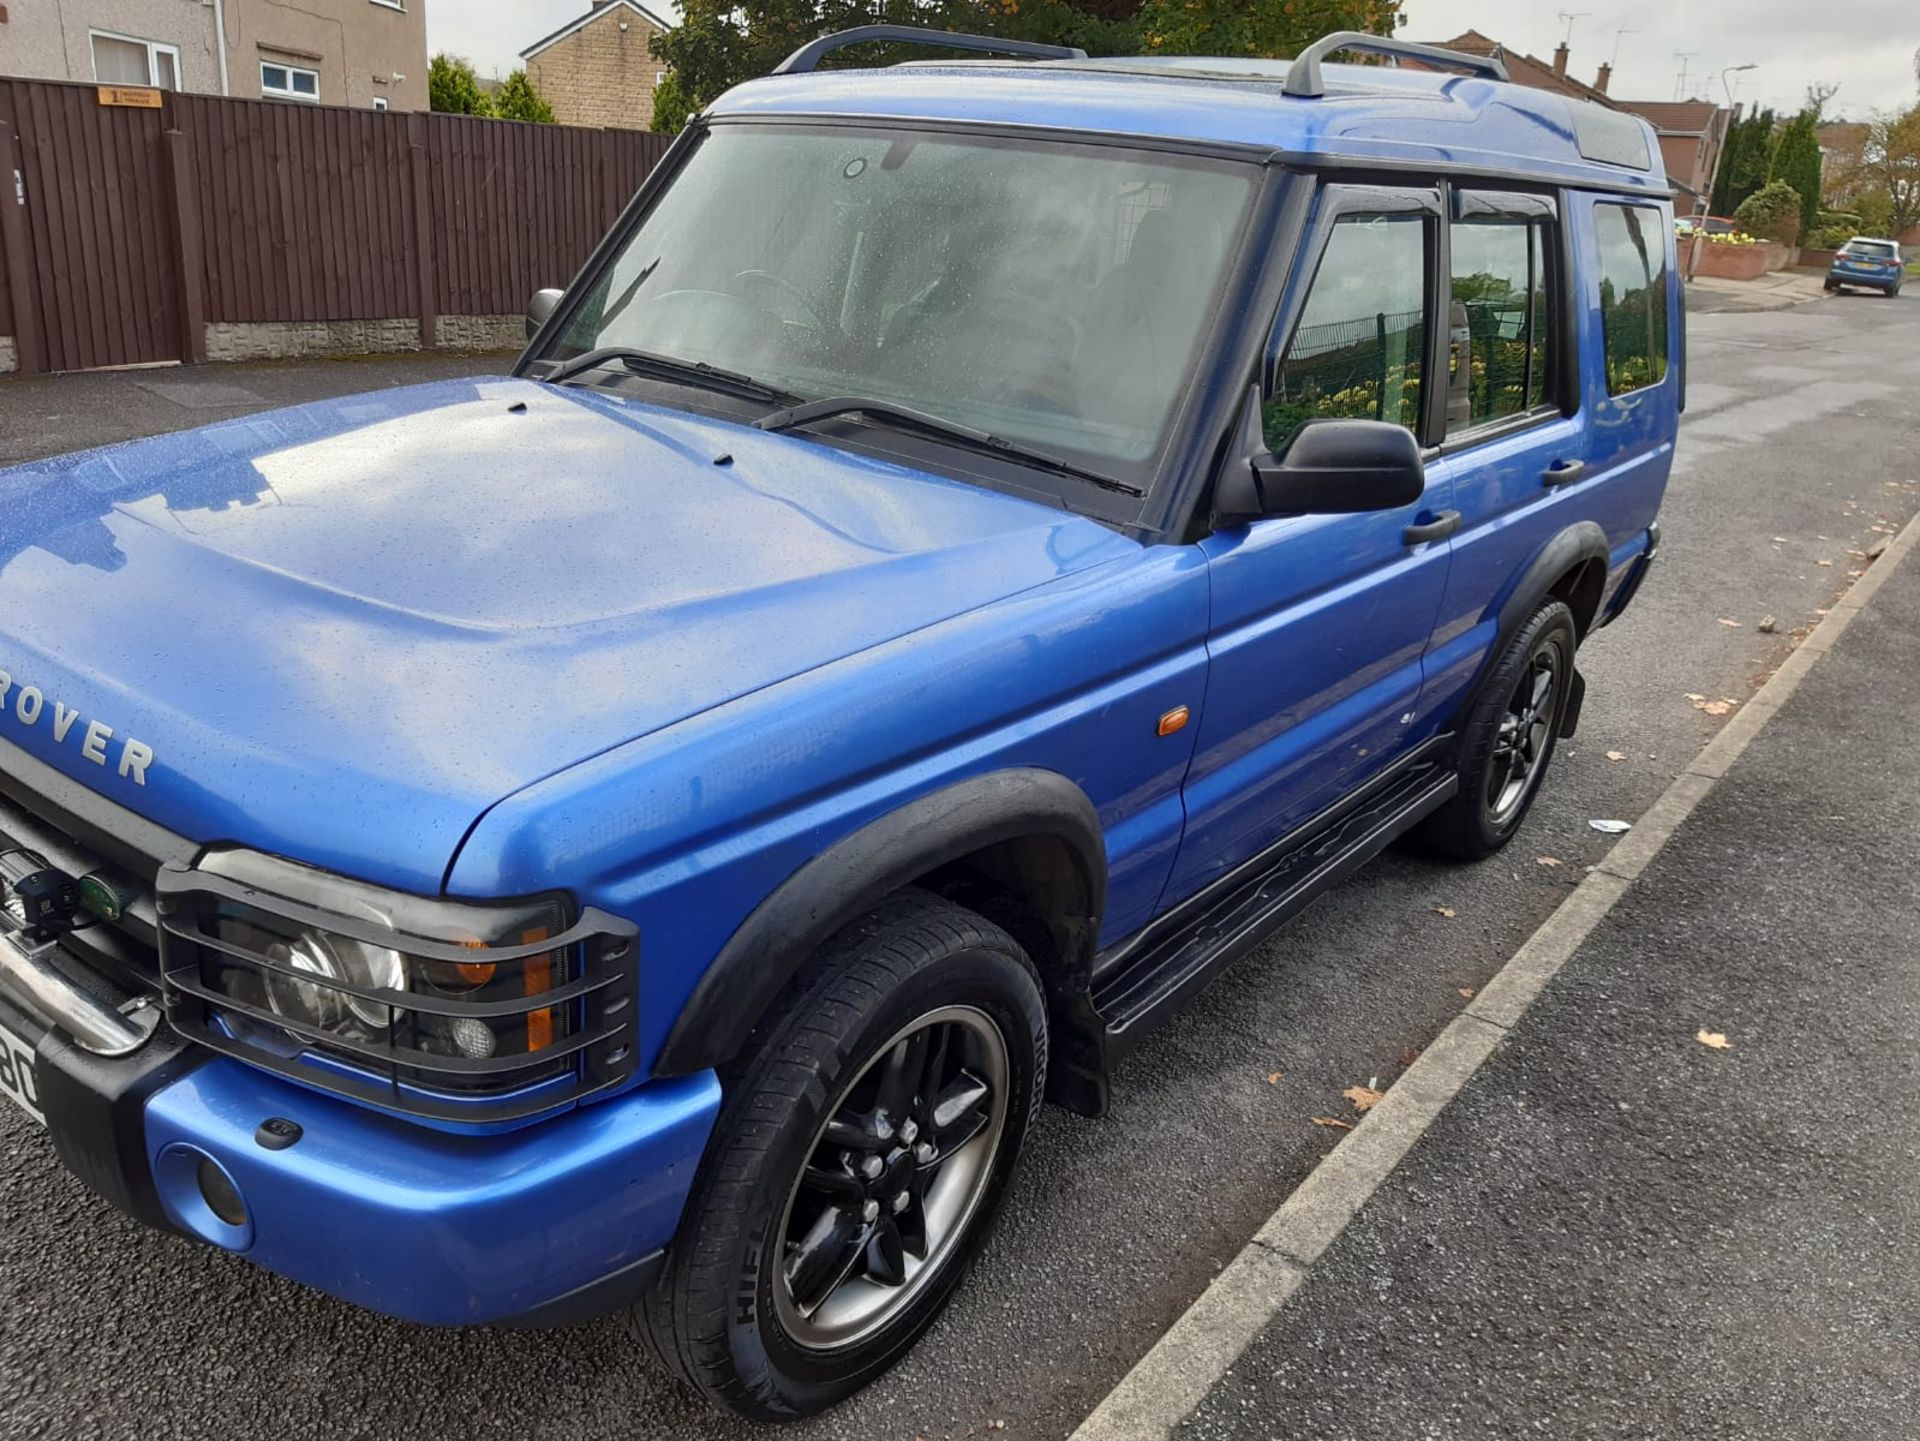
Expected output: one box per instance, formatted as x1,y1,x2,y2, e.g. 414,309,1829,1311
634,891,1048,1420
1417,598,1578,860
1825,278,1838,292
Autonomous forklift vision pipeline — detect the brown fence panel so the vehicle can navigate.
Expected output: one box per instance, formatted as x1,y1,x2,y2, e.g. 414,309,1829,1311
1,77,180,372
0,77,670,374
427,114,668,319
177,92,416,324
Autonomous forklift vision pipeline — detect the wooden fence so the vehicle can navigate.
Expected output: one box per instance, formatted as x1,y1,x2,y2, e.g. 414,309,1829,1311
0,77,670,375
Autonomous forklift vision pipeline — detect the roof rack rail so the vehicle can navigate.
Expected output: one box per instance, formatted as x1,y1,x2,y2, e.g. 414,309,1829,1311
1282,31,1509,98
771,24,1087,77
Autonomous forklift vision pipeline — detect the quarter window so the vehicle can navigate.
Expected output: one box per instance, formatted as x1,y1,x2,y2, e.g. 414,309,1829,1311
262,62,321,102
1593,203,1670,397
1267,214,1429,454
1446,216,1556,434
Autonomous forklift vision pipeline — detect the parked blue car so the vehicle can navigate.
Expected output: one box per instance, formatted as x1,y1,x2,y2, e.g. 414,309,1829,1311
1827,236,1905,296
0,28,1677,1420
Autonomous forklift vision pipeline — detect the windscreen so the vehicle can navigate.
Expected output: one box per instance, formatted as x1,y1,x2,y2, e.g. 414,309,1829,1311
553,125,1258,486
1846,240,1898,258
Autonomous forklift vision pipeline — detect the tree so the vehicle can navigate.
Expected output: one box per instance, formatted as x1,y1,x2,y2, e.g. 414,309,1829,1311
651,71,695,133
429,53,493,117
1768,110,1824,234
1846,105,1920,235
656,0,1399,119
1803,81,1840,123
1711,105,1776,216
492,69,556,123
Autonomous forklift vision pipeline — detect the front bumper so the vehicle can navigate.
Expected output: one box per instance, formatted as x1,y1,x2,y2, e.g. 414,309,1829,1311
11,981,719,1326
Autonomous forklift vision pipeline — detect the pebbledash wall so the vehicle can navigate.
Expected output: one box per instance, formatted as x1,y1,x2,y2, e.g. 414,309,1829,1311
0,77,670,376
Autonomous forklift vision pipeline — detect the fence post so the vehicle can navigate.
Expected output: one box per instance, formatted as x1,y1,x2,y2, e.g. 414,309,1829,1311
164,128,208,365
407,113,436,350
0,119,42,375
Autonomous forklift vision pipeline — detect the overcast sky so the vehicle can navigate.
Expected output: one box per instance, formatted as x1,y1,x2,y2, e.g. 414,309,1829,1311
430,0,1919,118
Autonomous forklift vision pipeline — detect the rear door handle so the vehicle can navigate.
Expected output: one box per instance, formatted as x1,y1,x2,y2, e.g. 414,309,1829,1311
1542,460,1586,488
1402,510,1461,547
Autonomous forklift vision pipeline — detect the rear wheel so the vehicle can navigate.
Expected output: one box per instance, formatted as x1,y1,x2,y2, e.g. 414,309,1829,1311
634,891,1047,1421
1418,598,1577,860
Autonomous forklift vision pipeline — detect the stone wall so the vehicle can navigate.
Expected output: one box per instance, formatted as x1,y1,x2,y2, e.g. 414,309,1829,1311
202,316,521,362
527,3,669,132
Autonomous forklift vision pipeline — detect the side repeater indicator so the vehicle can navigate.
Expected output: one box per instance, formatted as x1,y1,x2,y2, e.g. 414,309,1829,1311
1157,706,1191,737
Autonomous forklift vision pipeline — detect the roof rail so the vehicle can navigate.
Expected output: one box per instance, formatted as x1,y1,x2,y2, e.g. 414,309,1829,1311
771,25,1088,77
1282,31,1510,98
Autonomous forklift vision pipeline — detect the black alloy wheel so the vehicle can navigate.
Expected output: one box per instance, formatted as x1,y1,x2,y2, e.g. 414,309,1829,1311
634,891,1046,1421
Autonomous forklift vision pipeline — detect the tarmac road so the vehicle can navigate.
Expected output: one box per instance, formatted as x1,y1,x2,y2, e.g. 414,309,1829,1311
1,284,1916,1441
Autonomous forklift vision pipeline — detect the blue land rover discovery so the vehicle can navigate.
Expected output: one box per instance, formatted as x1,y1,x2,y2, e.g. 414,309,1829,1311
0,29,1675,1420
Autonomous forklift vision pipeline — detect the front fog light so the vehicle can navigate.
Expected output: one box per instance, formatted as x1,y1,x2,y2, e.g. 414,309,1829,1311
264,929,407,1033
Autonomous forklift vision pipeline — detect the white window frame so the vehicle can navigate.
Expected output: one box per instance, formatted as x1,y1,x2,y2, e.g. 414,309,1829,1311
368,0,407,10
260,60,322,103
89,30,183,90
371,97,390,112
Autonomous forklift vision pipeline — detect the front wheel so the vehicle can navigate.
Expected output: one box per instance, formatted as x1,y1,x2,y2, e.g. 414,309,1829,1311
634,892,1047,1421
1417,598,1577,860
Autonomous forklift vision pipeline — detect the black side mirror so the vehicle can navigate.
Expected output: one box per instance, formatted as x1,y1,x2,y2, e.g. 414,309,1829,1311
525,288,564,342
1215,419,1426,524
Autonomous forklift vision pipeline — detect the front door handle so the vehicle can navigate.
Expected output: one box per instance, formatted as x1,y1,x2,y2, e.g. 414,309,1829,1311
1403,510,1461,547
1541,460,1586,487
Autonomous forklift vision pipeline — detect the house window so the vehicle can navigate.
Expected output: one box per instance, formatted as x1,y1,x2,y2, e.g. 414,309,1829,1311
261,62,321,102
368,0,407,9
372,97,390,111
91,32,181,90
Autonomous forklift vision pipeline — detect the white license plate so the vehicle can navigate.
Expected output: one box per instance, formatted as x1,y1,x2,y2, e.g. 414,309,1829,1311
0,1015,45,1125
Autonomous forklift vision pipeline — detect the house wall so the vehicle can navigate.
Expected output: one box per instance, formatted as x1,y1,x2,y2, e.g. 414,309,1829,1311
225,0,428,110
0,0,221,92
527,5,668,132
1658,133,1711,203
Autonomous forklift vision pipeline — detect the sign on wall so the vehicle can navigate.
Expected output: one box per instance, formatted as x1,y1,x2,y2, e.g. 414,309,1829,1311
97,86,163,109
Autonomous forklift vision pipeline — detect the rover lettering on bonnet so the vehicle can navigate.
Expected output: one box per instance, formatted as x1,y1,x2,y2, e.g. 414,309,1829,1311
0,667,154,786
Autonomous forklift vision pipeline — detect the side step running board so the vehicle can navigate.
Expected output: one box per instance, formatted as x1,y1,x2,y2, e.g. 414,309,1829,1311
1095,766,1457,1057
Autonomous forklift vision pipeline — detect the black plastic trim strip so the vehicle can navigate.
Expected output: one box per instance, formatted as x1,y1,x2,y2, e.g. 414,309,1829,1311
0,733,193,879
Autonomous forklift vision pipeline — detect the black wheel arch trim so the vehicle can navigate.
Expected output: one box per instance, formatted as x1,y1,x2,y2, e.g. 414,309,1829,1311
1496,519,1611,642
653,769,1108,1088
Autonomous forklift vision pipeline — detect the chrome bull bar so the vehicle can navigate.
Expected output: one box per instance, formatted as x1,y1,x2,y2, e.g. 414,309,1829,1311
0,921,160,1058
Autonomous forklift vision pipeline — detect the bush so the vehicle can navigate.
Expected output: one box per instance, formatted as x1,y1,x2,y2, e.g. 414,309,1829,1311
1854,191,1896,237
1732,181,1803,244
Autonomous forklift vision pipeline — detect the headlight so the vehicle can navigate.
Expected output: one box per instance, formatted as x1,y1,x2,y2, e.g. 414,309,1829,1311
155,848,639,1125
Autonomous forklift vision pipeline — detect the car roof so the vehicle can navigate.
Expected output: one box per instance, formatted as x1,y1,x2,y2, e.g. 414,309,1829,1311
1849,236,1899,246
708,59,1672,195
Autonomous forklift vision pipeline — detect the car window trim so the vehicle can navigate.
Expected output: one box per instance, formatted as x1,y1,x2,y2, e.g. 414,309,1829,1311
1439,187,1578,438
1591,198,1675,402
1260,182,1446,451
1434,402,1571,457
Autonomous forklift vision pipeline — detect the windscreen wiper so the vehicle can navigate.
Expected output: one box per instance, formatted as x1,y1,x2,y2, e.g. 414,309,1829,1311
543,346,795,403
753,396,1144,498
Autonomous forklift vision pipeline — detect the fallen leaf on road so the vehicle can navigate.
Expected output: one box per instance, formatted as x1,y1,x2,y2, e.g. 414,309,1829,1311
1399,1047,1422,1066
1604,750,1628,762
1458,987,1475,999
1696,1030,1734,1051
1757,615,1777,633
1590,819,1633,834
1816,559,1834,567
1432,905,1456,918
1343,1085,1384,1112
1684,692,1707,702
1717,618,1741,627
1537,855,1565,867
1267,1071,1283,1085
1771,536,1789,544
1311,1116,1354,1130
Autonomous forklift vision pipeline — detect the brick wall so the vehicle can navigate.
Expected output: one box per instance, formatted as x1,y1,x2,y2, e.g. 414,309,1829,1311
527,6,668,132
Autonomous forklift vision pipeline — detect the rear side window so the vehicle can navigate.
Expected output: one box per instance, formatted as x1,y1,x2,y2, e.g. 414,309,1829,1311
1593,203,1670,397
1267,214,1430,453
1446,216,1556,434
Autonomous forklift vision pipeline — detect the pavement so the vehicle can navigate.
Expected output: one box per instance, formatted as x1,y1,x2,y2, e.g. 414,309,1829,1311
1683,268,1832,316
1174,489,1920,1441
0,351,516,468
1,286,1918,1440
